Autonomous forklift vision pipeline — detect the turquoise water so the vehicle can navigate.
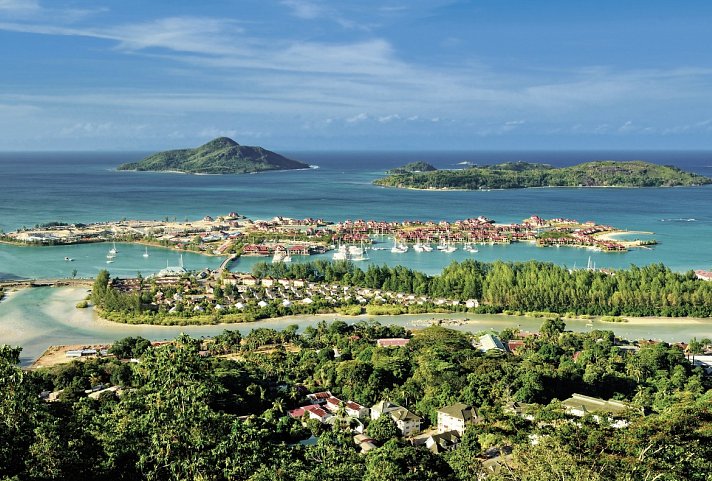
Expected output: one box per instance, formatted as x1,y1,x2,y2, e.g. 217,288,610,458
3,287,711,366
1,150,711,278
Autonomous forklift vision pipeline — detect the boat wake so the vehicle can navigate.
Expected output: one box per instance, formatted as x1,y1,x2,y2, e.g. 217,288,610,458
660,218,697,222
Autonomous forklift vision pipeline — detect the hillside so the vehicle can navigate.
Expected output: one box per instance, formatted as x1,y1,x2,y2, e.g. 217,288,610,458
385,161,438,174
117,137,309,174
374,160,712,190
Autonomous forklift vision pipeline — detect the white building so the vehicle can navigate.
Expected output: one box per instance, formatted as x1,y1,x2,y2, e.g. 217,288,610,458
437,402,478,435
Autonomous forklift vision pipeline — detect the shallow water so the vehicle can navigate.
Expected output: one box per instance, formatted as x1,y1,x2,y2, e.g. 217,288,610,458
2,287,710,366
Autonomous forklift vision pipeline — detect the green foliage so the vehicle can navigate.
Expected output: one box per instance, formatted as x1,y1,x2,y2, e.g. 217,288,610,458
117,137,309,174
374,160,712,190
367,415,399,443
386,161,438,174
109,336,152,359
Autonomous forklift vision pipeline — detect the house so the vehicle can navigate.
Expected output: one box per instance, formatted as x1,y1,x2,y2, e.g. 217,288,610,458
306,391,332,405
376,338,410,348
437,403,478,435
479,334,506,353
561,393,631,418
423,430,461,453
325,396,369,419
389,407,422,437
370,400,400,420
288,405,332,423
353,434,377,453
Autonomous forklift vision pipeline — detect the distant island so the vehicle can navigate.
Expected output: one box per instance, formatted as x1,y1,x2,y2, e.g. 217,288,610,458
385,161,437,174
117,137,309,174
374,160,712,190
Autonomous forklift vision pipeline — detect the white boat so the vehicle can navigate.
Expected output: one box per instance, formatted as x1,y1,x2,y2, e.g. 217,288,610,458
143,246,149,258
442,244,457,253
348,245,364,256
463,244,478,253
413,243,425,253
332,244,350,261
391,239,408,253
272,250,292,263
64,256,73,261
421,244,433,252
109,241,118,255
436,241,448,251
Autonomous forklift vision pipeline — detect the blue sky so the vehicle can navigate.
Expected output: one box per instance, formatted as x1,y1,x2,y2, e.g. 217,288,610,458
0,0,711,150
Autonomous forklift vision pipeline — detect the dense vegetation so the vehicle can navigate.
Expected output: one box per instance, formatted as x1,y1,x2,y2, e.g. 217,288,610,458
253,259,712,317
117,137,309,174
2,320,710,480
385,161,438,174
374,160,712,190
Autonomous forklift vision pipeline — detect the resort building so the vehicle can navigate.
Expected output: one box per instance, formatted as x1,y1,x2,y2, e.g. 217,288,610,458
437,402,478,435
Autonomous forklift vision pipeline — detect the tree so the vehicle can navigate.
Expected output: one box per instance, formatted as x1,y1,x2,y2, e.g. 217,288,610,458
364,440,457,481
540,317,566,340
367,414,399,443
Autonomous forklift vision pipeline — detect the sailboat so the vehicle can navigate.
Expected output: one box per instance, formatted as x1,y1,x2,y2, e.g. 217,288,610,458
390,238,408,253
143,246,150,258
109,241,118,255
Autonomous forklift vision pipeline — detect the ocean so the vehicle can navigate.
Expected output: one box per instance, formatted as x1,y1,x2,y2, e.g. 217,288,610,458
1,150,712,279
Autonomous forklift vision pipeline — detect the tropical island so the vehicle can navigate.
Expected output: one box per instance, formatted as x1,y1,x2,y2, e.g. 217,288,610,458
117,137,309,174
374,160,712,190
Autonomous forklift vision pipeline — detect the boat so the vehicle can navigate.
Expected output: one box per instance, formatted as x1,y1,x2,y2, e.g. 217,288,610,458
64,256,73,261
348,245,364,256
463,244,478,253
436,241,448,251
413,243,425,253
109,241,118,255
332,244,350,261
143,246,149,258
391,239,408,253
272,250,292,263
421,244,433,252
442,243,456,253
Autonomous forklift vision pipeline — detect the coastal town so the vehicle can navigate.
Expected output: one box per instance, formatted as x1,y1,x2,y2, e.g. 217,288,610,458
1,212,655,262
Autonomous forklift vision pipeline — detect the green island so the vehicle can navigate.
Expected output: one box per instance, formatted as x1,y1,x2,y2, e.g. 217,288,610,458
117,137,309,174
90,260,712,326
385,161,438,174
374,160,712,190
2,318,711,480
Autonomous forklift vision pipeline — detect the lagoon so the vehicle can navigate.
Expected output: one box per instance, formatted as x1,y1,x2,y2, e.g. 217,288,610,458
2,287,710,367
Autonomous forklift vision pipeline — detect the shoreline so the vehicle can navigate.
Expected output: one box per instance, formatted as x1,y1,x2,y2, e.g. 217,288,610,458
374,183,711,192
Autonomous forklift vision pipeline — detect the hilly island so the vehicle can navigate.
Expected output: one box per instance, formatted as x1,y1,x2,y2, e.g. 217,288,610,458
117,137,308,174
374,160,712,190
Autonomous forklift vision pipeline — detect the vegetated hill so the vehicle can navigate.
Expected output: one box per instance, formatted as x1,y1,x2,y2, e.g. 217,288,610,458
385,161,438,174
117,137,309,174
374,160,712,190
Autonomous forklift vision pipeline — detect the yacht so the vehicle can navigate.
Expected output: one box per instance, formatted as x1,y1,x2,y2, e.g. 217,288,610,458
348,244,364,256
272,250,292,263
442,244,457,253
109,241,118,255
64,256,73,261
421,244,433,252
391,239,408,253
413,243,425,253
143,246,149,258
463,244,479,253
332,244,350,261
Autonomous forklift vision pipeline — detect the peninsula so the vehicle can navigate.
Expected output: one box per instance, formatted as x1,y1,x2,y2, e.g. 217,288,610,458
374,160,712,190
117,137,309,174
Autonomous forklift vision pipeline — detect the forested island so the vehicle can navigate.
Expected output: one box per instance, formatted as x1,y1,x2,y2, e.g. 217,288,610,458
374,160,712,190
2,319,710,480
385,161,438,174
117,137,309,174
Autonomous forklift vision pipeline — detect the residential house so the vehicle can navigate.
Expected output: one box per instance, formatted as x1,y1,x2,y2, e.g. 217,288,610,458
437,402,478,435
376,338,410,348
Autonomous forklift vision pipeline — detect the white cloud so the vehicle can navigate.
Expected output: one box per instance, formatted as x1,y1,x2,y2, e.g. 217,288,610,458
0,0,39,13
346,112,369,123
378,114,400,123
281,0,324,19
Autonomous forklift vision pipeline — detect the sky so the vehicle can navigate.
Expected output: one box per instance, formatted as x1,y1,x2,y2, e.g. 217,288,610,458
0,0,711,151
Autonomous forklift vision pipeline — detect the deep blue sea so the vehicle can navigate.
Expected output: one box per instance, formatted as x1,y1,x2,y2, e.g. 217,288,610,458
1,150,712,279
